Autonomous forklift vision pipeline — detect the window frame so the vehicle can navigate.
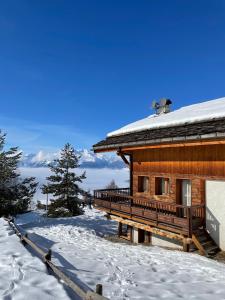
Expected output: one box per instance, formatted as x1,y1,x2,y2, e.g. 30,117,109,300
155,177,170,195
137,176,150,193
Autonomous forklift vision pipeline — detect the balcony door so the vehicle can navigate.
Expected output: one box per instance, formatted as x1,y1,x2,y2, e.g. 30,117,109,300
176,179,192,217
181,179,192,206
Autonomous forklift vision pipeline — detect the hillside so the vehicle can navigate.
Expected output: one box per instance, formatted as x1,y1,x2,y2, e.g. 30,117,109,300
15,208,225,300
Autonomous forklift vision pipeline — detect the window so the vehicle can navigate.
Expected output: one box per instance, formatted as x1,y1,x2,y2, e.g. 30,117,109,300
155,177,170,195
138,176,149,193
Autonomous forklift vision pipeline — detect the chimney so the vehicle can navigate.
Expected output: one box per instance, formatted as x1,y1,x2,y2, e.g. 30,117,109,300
152,98,172,115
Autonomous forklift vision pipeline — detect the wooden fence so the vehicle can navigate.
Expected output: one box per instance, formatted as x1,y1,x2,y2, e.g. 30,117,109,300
5,217,108,300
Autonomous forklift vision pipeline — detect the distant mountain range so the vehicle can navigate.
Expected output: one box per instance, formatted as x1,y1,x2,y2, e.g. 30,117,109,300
19,149,127,169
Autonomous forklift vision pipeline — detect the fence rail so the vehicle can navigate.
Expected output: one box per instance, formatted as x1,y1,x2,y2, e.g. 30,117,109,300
4,217,108,300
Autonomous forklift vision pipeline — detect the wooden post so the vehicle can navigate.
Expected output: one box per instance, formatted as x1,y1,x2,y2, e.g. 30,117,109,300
44,249,52,261
183,239,190,252
144,231,151,244
130,154,133,196
189,207,193,237
187,207,192,238
129,226,133,242
96,284,103,295
156,203,158,226
118,222,122,237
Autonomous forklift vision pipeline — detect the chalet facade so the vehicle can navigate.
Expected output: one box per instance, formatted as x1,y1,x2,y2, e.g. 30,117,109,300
93,97,225,256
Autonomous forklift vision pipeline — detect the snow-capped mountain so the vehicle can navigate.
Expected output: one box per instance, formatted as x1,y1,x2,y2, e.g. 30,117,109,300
20,149,126,169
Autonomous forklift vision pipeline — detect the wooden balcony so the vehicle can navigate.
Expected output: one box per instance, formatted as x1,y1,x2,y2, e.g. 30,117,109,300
94,188,205,237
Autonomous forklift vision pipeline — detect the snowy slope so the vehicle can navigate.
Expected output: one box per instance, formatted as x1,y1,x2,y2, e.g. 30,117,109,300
16,209,225,300
0,218,70,300
108,97,225,137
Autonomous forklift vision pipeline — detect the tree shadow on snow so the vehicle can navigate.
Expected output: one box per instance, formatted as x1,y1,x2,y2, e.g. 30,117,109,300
18,210,117,238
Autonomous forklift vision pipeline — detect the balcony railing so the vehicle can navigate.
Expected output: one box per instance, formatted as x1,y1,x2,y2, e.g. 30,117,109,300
94,188,205,237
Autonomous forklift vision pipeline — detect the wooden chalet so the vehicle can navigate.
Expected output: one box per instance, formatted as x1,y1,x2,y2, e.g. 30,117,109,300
93,97,225,256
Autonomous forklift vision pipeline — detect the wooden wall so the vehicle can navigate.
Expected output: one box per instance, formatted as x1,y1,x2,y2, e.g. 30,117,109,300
132,144,225,178
130,144,225,205
132,174,205,205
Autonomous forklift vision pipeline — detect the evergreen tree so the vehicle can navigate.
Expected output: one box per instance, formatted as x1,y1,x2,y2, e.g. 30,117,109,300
0,131,38,216
42,143,86,217
105,179,118,189
13,177,38,213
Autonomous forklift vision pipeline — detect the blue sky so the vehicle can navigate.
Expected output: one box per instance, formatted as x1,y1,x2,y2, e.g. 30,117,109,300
1,0,225,153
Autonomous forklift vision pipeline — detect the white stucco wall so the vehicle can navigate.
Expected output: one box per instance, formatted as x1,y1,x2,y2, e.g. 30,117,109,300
206,180,225,251
151,234,182,249
132,227,139,243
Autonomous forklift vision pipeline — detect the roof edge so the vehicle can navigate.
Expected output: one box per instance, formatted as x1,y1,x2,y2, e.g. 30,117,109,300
107,115,225,138
93,131,225,152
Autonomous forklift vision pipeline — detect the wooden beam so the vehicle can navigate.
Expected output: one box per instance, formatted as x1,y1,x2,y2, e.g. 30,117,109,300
94,138,225,154
122,138,225,152
192,234,207,256
98,207,189,235
109,215,185,242
116,149,130,167
93,148,116,153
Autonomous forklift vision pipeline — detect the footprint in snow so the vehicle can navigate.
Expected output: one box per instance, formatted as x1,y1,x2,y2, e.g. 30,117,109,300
2,281,15,298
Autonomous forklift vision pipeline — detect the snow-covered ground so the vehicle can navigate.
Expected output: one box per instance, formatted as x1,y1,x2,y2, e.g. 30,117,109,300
15,208,225,300
0,218,71,300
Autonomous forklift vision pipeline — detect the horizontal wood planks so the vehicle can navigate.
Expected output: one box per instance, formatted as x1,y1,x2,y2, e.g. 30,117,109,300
94,200,193,235
132,144,225,177
132,174,205,206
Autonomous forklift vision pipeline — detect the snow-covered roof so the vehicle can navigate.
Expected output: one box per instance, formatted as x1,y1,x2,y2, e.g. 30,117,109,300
108,97,225,137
